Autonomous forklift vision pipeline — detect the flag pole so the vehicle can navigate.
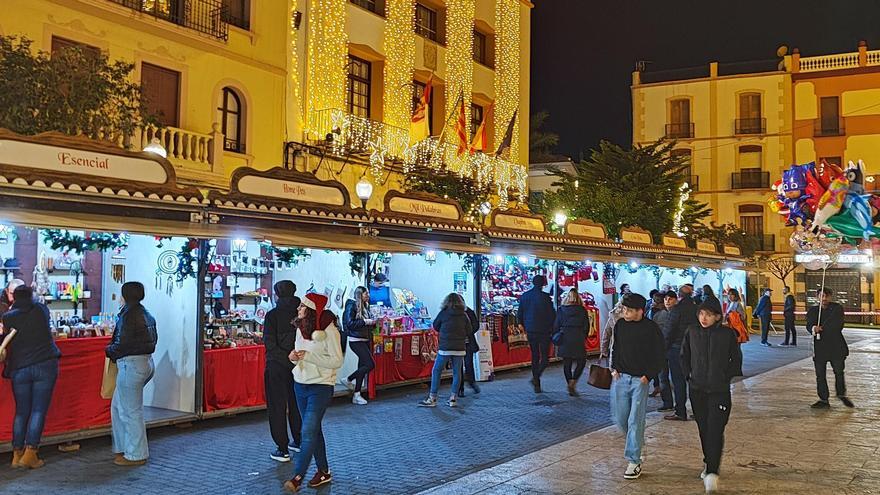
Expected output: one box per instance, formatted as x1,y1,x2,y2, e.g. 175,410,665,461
428,90,464,168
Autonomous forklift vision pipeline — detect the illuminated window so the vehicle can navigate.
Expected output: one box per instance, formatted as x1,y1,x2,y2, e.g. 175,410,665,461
415,3,438,41
346,56,371,118
473,30,488,65
218,87,244,153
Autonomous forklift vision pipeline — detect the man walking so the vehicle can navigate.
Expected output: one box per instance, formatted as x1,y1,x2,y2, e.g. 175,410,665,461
664,285,697,421
807,287,854,409
752,288,773,347
610,293,666,480
263,280,302,462
518,274,556,393
654,290,677,412
781,286,797,346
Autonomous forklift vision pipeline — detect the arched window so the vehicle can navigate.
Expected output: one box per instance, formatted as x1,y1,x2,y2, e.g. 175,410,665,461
218,87,244,153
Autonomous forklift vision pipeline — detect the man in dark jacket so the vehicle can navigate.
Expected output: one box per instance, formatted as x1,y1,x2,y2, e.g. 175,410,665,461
781,286,797,346
653,290,677,412
752,288,773,347
610,293,665,480
458,306,481,397
663,285,697,420
263,280,302,463
517,275,556,393
681,298,743,492
806,287,854,409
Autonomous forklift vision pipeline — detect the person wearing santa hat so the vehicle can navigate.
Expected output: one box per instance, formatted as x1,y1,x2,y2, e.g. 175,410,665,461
283,293,343,493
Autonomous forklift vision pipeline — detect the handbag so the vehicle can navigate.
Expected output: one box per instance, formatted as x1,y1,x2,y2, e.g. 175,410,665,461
100,357,118,399
587,322,614,390
728,311,750,344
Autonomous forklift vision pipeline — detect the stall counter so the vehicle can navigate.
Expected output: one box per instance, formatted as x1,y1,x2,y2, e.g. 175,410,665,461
202,345,266,412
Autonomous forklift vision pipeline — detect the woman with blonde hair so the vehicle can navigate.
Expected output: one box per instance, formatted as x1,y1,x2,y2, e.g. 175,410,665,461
553,288,589,396
343,286,375,405
418,293,469,408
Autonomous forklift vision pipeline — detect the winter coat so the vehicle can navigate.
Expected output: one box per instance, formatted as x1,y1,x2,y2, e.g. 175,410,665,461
465,307,480,353
264,296,300,369
293,321,344,386
432,307,470,352
806,302,849,362
343,299,374,340
600,302,624,357
784,294,796,315
753,294,772,319
724,301,746,322
105,303,157,362
666,295,697,348
681,322,743,393
517,287,556,335
554,305,588,359
652,306,672,340
1,299,61,378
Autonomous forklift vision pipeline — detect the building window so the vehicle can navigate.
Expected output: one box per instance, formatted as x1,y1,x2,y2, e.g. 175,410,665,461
350,0,384,14
671,148,696,191
739,204,772,251
218,87,244,153
666,99,693,138
223,0,250,30
470,104,484,140
50,36,100,58
736,93,764,134
818,96,841,136
739,145,762,169
473,30,488,65
141,62,180,127
346,56,371,118
412,80,433,135
415,3,438,41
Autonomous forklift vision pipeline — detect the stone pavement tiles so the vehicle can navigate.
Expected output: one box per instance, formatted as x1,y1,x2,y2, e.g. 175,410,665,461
0,328,873,495
420,335,880,495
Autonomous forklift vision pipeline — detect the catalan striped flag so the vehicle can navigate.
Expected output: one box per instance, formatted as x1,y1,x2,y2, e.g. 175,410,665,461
455,94,468,156
410,76,433,143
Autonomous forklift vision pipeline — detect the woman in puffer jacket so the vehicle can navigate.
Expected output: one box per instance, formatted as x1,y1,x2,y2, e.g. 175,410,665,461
418,293,469,408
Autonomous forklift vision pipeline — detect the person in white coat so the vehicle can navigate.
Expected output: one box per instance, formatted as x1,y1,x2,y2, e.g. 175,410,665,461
283,293,343,493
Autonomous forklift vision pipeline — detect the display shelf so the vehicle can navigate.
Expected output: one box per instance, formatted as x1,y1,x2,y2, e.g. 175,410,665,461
45,295,91,301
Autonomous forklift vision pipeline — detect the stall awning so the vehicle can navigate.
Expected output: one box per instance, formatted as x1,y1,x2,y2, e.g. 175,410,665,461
385,239,491,255
0,208,224,238
253,229,420,254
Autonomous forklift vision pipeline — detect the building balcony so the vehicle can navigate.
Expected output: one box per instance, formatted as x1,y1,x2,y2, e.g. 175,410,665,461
734,117,766,135
731,171,770,189
752,234,776,252
665,122,694,139
814,118,846,137
106,0,229,41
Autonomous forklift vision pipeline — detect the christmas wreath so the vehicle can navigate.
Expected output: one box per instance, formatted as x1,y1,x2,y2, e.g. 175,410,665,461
176,238,200,282
41,229,129,254
260,242,311,265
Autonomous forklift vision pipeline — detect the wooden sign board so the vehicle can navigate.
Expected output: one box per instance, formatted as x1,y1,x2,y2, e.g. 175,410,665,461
566,221,607,240
723,245,742,256
388,196,460,221
493,213,545,233
662,234,688,249
696,240,717,253
237,175,346,207
620,228,652,245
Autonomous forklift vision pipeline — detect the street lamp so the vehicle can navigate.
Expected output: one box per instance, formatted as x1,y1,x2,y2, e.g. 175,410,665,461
479,201,492,216
143,138,167,158
356,178,373,210
553,211,568,228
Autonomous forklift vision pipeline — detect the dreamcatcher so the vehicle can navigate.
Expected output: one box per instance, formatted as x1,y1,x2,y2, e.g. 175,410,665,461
156,250,179,296
110,253,125,284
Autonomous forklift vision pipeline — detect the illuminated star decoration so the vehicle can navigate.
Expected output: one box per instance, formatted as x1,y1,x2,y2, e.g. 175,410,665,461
673,182,690,237
369,137,388,183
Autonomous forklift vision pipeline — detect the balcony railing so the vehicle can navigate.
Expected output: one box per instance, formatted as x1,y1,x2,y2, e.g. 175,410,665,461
735,117,766,135
752,234,776,252
814,117,846,137
132,124,222,172
107,0,229,41
731,171,770,189
687,175,699,192
799,52,859,72
665,122,694,139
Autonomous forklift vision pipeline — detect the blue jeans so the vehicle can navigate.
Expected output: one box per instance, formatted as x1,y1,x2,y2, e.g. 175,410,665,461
610,373,649,464
429,354,463,397
11,359,59,449
667,345,688,418
760,315,770,344
111,355,154,461
293,382,333,477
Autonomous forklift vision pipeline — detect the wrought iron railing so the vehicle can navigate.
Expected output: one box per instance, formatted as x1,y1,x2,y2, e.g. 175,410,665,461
814,117,845,137
735,117,766,135
107,0,229,41
752,234,776,252
665,122,694,139
731,171,770,189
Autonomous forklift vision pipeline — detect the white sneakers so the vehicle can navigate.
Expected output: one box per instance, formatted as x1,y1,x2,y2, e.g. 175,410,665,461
623,462,641,479
343,379,355,391
704,473,719,492
352,392,368,405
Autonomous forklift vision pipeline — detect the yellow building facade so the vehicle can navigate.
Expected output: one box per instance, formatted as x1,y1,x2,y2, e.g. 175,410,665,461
2,0,532,211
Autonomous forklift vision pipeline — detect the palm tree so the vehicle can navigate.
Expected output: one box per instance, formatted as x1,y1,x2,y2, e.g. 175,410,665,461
529,111,560,163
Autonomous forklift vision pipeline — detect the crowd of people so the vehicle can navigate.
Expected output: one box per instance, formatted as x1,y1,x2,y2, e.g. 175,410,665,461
0,273,859,494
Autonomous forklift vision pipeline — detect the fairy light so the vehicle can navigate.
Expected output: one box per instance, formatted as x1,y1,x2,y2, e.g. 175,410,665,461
494,0,520,164
673,182,690,237
445,0,475,140
369,137,388,182
306,0,348,137
289,0,301,125
383,0,416,131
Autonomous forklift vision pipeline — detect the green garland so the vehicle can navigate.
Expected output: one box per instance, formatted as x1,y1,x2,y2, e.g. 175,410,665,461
403,168,493,221
349,252,366,276
260,242,311,265
176,238,200,282
41,229,129,254
460,254,490,280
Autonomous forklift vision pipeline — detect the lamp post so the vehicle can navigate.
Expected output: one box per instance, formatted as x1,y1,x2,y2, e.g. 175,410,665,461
143,138,167,158
356,178,373,210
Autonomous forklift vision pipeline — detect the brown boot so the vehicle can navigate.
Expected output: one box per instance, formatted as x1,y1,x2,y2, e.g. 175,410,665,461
19,447,45,469
11,448,23,468
113,456,147,466
567,379,580,397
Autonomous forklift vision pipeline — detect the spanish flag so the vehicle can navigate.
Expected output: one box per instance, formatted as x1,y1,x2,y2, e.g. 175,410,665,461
455,95,468,156
469,104,491,154
410,76,433,143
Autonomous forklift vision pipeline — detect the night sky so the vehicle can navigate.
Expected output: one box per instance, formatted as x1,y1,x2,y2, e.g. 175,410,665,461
530,0,880,160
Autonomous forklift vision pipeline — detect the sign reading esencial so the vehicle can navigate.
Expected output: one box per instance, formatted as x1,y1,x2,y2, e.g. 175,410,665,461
494,213,545,233
0,139,167,184
237,175,345,206
388,197,460,220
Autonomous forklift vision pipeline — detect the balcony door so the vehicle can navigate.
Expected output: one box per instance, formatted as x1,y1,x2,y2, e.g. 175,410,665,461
141,63,180,127
738,93,762,133
820,96,840,134
739,204,766,249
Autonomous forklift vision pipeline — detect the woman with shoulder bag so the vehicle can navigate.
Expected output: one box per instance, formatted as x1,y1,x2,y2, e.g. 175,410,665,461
554,289,589,397
343,286,376,405
2,286,61,469
106,282,157,467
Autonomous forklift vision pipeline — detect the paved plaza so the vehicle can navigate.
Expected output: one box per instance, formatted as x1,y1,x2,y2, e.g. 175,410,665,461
0,329,876,495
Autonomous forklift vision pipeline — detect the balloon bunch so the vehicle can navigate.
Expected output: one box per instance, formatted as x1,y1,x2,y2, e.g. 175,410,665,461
772,159,878,245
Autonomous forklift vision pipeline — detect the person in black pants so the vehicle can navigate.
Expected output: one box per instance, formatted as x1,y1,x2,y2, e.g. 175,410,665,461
681,297,743,493
517,275,556,393
781,286,797,346
664,285,697,421
554,289,588,397
458,304,481,397
343,286,376,405
806,287,854,409
263,280,302,463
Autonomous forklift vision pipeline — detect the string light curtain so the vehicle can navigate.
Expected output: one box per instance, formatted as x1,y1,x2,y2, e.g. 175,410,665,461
383,0,417,131
445,0,476,145
494,0,520,165
289,0,301,125
307,0,348,136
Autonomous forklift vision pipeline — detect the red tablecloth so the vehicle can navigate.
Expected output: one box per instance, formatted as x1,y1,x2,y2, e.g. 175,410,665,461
369,333,434,398
203,345,266,412
490,340,535,369
1,336,111,442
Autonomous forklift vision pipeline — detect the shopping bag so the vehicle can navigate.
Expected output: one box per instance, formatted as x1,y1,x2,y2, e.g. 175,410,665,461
587,361,612,390
728,312,750,344
100,357,118,399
